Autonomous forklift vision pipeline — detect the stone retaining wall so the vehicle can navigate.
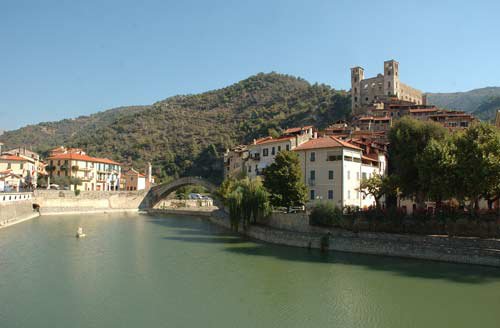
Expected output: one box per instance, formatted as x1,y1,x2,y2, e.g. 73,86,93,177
205,211,500,267
0,198,39,229
34,190,147,214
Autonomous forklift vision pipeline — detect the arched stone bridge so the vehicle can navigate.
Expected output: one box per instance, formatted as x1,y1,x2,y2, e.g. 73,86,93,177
140,176,219,209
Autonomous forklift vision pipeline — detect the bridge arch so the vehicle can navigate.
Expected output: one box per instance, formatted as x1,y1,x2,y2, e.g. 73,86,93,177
142,176,219,209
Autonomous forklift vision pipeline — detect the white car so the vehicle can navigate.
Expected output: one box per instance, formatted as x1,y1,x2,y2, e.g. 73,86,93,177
189,193,203,199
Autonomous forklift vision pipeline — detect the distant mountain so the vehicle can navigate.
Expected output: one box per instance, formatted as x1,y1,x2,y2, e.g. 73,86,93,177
427,87,500,121
0,73,351,182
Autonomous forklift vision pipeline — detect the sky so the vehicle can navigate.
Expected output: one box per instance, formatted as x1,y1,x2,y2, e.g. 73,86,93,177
1,0,500,131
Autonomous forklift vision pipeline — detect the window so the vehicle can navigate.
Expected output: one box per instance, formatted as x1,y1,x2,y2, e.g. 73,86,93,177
328,170,334,180
286,144,290,151
310,152,315,162
263,148,269,157
388,81,391,88
356,172,360,180
348,190,351,199
310,190,315,200
7,163,11,169
310,170,315,180
20,163,24,169
248,165,251,172
362,172,367,180
271,147,275,155
328,190,333,200
277,145,281,152
347,171,351,180
354,96,358,102
354,87,357,93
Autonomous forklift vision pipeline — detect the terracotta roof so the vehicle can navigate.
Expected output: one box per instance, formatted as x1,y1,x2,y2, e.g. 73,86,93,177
255,136,294,145
358,116,391,121
294,136,361,151
409,108,438,113
283,126,313,134
46,153,121,165
0,155,29,162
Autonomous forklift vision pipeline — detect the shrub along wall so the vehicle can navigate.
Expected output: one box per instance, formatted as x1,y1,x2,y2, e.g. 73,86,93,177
309,204,500,239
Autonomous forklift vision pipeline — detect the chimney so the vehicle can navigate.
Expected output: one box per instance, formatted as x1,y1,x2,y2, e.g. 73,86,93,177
313,132,318,139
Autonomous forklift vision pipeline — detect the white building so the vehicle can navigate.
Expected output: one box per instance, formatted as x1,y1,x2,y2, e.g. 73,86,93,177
294,136,386,208
245,126,314,178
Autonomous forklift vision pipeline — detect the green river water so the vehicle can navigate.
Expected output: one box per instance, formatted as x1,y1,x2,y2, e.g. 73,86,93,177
0,212,499,328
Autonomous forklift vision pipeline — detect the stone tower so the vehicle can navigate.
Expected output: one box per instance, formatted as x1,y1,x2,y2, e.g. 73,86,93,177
383,60,399,97
351,66,364,115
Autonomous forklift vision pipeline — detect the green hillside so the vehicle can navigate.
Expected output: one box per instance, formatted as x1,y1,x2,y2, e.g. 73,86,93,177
427,87,500,120
0,73,350,183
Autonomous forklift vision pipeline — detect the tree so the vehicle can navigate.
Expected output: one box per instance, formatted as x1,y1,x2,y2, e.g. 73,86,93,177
219,177,271,231
453,123,500,214
262,151,307,208
417,137,457,207
358,174,396,209
388,117,448,208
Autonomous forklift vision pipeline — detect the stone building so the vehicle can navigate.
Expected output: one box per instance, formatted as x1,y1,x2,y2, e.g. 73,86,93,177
351,60,424,115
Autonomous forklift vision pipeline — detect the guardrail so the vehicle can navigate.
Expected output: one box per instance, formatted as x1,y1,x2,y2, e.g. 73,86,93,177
0,192,33,203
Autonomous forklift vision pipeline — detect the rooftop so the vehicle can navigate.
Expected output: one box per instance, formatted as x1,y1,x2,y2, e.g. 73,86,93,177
294,136,361,151
46,153,121,166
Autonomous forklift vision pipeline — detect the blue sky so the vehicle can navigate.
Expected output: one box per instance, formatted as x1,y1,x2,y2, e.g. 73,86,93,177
1,0,499,130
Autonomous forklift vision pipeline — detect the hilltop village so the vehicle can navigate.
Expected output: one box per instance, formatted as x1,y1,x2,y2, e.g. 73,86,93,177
224,59,485,212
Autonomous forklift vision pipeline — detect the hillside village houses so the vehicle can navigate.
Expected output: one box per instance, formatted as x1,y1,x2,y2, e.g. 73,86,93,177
0,144,46,192
224,126,388,208
224,59,484,210
46,146,122,191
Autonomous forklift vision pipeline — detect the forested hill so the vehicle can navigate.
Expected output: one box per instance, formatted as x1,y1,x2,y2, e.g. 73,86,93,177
0,73,351,182
427,87,500,121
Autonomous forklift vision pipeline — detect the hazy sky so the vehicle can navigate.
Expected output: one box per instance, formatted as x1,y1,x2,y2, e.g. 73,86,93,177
1,0,499,130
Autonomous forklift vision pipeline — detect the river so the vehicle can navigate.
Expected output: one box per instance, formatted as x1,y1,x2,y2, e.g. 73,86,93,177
1,212,499,328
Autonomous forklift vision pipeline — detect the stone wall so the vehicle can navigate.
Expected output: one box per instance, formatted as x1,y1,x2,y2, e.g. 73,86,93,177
210,211,500,267
33,190,148,214
0,197,38,228
259,212,311,232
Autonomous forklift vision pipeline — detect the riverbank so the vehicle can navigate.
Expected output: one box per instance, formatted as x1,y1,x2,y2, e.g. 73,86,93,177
149,208,500,268
0,193,39,230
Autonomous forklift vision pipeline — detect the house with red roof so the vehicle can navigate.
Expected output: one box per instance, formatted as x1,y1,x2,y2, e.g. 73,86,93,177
245,126,314,178
0,154,37,191
46,147,122,191
293,136,386,208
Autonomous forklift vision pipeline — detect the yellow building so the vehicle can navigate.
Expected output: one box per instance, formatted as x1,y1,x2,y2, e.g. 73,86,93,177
0,154,37,191
46,148,122,191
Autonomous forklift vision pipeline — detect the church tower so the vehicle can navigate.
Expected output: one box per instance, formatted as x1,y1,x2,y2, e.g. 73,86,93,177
351,66,364,115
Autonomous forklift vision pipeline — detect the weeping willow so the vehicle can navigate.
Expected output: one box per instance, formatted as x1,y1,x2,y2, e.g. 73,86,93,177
224,177,271,232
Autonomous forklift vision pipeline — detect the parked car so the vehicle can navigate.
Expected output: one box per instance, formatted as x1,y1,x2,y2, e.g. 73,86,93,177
189,193,203,199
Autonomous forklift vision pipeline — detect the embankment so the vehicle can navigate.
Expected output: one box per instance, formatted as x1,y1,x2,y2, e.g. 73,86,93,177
149,208,500,267
34,190,148,215
0,193,39,229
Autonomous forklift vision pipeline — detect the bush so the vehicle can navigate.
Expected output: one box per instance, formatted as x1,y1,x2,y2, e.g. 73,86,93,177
309,202,343,227
74,189,81,196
